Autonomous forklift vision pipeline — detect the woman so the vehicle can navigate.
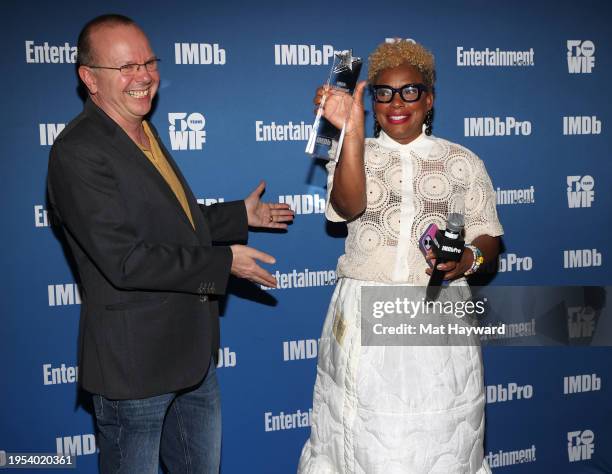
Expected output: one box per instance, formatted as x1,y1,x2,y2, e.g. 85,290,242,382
298,41,503,474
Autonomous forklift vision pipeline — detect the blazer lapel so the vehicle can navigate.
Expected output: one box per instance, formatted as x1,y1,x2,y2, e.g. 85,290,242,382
148,124,209,239
84,100,196,233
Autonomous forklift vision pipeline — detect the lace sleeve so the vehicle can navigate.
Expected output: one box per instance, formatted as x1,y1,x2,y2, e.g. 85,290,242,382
464,153,504,243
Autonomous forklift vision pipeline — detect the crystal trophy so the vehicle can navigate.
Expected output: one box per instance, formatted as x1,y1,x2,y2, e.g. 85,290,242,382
305,49,362,161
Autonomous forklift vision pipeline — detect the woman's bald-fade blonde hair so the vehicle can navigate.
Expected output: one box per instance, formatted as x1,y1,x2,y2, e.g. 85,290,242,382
368,40,435,90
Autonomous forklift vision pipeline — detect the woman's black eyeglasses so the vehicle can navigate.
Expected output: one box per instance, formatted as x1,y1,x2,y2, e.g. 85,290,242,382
371,83,428,103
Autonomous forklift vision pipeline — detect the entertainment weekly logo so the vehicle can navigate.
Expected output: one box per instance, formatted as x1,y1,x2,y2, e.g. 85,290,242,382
43,363,78,386
264,408,312,432
168,112,206,150
457,47,535,67
486,445,536,468
262,268,336,291
567,40,595,73
34,205,57,227
255,121,312,141
495,186,535,205
25,41,77,64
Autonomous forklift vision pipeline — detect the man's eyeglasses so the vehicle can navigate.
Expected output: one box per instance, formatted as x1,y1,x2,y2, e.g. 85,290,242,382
371,83,428,103
85,58,161,76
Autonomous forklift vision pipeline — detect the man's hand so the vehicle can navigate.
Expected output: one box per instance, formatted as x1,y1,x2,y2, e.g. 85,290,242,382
244,181,294,229
230,245,277,288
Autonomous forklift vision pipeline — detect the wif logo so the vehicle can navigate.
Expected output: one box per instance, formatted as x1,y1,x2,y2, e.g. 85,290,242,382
567,306,597,338
169,113,206,150
568,430,595,462
567,40,595,74
567,175,594,208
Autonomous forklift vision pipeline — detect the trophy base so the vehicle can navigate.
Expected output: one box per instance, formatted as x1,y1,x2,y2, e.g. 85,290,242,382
305,115,344,162
306,135,338,161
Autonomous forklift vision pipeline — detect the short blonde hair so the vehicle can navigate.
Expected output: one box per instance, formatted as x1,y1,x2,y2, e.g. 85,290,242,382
368,40,435,90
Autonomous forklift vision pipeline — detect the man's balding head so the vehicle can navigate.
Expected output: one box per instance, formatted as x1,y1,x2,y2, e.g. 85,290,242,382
77,14,137,66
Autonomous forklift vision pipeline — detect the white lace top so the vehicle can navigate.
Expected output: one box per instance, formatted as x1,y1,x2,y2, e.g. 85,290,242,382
326,132,504,285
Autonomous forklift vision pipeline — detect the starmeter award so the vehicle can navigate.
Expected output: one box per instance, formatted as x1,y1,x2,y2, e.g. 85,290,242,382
306,50,362,161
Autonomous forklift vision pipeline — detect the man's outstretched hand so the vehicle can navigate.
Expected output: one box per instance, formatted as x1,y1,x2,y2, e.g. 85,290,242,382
230,245,277,288
244,181,294,229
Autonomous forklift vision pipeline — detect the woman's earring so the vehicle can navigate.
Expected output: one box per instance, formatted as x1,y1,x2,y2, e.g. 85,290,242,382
424,109,434,136
374,114,381,138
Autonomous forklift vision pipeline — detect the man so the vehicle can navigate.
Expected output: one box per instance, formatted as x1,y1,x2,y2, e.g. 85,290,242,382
47,14,293,473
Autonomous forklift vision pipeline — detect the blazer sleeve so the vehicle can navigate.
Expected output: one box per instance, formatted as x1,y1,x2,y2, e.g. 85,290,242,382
198,201,248,244
48,139,233,296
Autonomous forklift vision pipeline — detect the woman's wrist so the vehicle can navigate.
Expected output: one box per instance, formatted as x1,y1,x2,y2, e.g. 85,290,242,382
464,244,484,276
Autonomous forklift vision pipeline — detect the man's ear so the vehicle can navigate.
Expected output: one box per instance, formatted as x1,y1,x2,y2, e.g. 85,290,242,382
78,66,97,95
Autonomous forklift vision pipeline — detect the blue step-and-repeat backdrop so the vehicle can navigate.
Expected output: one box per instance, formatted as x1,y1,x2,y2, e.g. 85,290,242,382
1,0,611,472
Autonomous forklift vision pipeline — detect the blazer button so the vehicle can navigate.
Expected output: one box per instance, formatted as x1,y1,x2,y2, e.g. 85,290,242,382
200,295,208,303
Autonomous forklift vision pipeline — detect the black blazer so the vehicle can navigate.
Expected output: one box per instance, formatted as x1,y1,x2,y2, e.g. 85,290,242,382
47,99,247,400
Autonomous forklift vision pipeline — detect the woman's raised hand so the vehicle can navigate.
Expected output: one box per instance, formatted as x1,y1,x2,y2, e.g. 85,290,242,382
313,81,367,137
